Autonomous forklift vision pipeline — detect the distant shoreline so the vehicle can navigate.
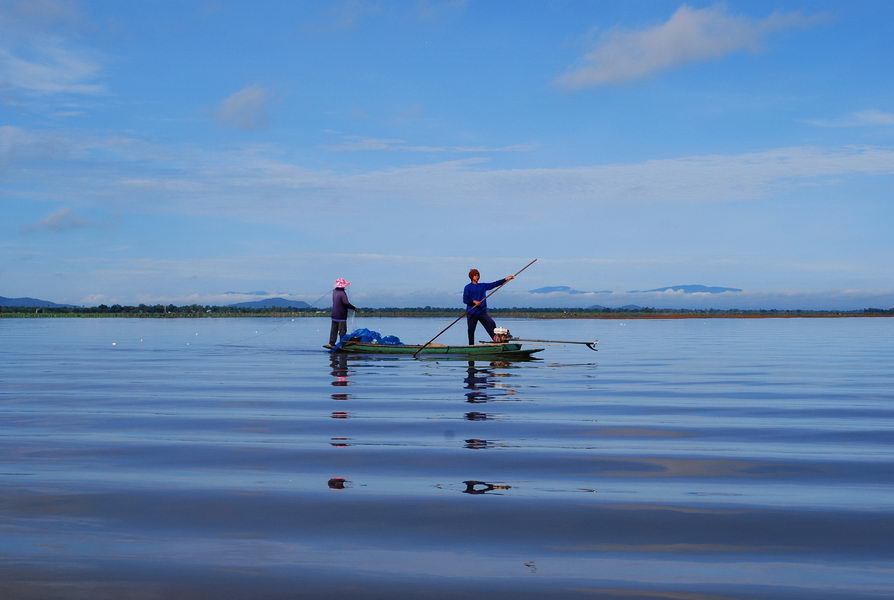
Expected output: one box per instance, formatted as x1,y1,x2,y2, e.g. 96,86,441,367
2,309,892,319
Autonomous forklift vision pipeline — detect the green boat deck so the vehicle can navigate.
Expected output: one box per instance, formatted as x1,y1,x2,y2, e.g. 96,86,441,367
330,341,543,358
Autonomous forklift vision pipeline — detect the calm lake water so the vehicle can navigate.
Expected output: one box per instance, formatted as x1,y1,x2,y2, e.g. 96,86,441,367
1,316,893,599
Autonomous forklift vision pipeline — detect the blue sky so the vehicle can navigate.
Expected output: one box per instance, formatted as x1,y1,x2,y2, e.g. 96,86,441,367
2,0,892,310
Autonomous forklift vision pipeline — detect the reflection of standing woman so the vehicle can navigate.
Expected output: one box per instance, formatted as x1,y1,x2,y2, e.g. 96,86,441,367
329,278,357,347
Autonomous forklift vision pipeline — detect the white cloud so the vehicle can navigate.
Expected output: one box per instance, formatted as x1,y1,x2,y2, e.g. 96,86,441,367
808,109,894,128
555,4,820,90
216,85,270,129
21,208,91,232
80,293,114,305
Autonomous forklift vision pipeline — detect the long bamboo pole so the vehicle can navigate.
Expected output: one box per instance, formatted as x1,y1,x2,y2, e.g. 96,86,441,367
413,258,538,358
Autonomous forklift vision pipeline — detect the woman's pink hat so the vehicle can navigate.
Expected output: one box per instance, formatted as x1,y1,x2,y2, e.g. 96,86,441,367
334,278,350,288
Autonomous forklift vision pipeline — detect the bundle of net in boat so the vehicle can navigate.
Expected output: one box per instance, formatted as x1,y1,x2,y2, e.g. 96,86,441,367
331,328,403,351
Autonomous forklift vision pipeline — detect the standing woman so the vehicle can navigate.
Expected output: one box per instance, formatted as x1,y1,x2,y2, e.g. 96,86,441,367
329,278,357,347
463,269,515,345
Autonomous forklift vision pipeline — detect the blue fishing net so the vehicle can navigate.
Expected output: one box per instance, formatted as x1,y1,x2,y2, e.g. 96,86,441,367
331,328,404,351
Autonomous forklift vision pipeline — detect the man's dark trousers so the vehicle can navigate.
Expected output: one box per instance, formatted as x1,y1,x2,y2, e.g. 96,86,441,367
467,312,496,345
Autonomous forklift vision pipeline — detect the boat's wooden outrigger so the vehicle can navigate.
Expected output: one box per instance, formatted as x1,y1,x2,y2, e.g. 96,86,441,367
508,337,598,351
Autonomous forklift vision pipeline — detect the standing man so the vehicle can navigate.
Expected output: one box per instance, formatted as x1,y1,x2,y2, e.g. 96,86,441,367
329,278,357,347
463,269,515,345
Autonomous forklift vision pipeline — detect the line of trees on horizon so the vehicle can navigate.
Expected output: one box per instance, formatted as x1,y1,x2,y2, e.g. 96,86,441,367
2,304,893,316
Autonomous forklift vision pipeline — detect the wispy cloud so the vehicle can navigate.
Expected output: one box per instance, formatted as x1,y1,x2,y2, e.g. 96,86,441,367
0,125,75,165
325,135,535,153
555,4,821,90
807,109,894,128
223,290,271,296
415,0,469,21
298,145,894,211
529,286,613,295
11,128,894,222
13,248,892,308
7,123,894,246
0,38,104,95
300,0,383,36
85,286,894,311
0,125,158,169
301,0,465,36
21,208,91,232
51,110,85,118
216,84,270,129
0,0,105,98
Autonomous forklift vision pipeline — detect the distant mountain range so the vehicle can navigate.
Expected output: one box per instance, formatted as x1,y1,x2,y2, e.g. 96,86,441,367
587,304,643,310
626,285,742,294
0,296,77,308
3,285,741,311
226,297,311,309
2,295,311,310
529,286,613,294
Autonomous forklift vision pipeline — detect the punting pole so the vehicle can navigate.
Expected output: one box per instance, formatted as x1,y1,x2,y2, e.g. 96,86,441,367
413,258,538,358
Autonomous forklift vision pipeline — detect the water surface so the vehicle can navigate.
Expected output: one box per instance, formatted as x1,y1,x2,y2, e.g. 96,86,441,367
1,317,892,599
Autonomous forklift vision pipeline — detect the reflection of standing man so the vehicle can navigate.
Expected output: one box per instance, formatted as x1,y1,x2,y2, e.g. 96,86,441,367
329,278,357,347
464,361,490,403
463,269,514,345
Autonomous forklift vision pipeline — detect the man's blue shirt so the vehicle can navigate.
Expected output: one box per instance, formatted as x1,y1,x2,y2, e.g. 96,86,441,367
463,279,506,315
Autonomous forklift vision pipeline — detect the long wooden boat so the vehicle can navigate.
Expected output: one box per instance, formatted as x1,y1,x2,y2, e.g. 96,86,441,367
330,341,543,359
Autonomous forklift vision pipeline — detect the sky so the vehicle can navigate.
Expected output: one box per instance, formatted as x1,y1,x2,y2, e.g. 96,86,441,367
2,0,893,310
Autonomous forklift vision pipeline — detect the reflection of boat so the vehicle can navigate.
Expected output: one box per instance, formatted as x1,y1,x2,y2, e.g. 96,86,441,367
330,341,542,359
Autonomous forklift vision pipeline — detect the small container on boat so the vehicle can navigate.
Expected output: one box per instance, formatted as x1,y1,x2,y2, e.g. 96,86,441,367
492,327,511,343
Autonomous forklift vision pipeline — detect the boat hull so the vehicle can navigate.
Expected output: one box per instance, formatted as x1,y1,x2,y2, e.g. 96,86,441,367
331,341,542,359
